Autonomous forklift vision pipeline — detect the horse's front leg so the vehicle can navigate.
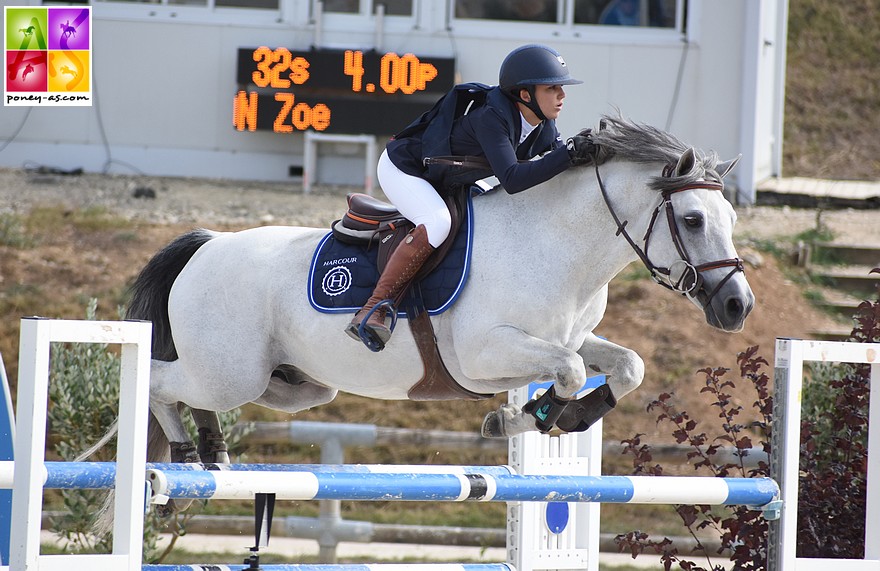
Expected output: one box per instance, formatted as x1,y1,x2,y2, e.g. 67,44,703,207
549,334,646,433
577,333,645,401
463,326,588,438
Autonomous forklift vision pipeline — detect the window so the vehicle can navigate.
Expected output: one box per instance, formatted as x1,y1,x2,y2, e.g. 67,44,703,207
90,0,280,8
216,0,278,7
453,0,680,29
576,0,676,27
455,0,558,22
321,0,412,16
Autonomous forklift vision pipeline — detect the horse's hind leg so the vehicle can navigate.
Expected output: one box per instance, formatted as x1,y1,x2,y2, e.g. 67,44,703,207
190,408,230,464
150,401,198,517
151,401,199,461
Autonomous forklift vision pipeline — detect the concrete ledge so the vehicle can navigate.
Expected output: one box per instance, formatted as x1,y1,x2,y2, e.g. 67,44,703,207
757,177,880,209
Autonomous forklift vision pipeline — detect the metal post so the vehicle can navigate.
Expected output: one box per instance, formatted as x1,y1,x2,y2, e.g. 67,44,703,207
318,437,345,563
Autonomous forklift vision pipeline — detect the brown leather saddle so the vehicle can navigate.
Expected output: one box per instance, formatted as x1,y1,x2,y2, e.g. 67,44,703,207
332,193,456,279
332,191,493,402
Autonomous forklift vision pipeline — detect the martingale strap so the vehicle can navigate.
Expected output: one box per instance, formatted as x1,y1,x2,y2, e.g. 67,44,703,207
406,310,494,401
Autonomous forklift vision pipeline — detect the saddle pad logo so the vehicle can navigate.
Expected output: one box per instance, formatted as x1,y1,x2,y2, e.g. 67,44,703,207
322,265,352,296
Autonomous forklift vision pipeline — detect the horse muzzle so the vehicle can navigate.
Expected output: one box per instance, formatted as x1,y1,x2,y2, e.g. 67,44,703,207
700,274,754,332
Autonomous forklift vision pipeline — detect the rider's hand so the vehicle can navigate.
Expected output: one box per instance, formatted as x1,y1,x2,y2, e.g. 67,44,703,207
567,130,599,166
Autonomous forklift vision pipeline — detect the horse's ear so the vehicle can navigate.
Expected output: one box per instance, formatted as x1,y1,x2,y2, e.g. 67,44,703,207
672,147,698,177
715,154,742,179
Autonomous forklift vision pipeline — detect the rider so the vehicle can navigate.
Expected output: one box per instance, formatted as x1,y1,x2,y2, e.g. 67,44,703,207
345,43,597,349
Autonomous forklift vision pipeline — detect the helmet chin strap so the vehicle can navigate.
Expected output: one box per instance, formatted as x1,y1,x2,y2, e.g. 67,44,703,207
505,86,547,122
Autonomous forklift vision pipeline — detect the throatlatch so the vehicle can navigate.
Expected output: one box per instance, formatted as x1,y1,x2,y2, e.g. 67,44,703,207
523,384,617,434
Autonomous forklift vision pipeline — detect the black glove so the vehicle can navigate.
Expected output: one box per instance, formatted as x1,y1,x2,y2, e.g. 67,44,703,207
566,130,597,166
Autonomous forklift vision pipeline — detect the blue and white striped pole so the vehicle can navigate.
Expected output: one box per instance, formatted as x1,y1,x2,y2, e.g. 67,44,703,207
0,460,779,508
0,461,513,490
145,469,778,506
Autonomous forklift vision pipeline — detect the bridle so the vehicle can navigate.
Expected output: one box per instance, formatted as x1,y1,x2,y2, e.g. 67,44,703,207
594,163,745,308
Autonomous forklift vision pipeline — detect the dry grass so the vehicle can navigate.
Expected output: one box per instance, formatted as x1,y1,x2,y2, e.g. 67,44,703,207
783,0,880,180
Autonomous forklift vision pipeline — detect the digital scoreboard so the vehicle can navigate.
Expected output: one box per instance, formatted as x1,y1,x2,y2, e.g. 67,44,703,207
233,47,456,136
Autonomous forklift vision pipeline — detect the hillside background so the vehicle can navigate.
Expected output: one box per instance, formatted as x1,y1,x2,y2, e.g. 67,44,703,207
783,0,879,180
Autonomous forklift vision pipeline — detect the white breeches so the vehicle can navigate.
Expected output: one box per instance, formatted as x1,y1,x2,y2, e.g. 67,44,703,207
377,150,452,248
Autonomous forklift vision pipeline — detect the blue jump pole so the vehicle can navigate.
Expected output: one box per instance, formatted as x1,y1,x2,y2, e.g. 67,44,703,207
0,461,779,507
0,461,514,490
146,469,779,506
0,351,13,566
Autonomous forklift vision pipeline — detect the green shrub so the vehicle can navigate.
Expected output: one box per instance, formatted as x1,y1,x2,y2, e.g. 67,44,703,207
46,299,246,562
0,212,34,247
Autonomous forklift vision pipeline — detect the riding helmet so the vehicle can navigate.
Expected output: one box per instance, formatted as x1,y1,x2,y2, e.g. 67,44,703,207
499,44,583,91
499,44,582,120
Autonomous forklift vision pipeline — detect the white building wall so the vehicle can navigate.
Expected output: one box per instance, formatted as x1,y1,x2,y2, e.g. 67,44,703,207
0,0,786,203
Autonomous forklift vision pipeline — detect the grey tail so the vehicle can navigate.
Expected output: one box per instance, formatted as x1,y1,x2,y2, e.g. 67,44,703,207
126,228,218,361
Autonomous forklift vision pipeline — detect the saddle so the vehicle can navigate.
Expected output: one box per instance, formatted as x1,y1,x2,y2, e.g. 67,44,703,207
332,193,459,280
331,191,493,402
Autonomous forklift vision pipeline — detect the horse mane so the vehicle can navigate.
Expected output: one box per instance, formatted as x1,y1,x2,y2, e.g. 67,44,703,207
587,115,722,193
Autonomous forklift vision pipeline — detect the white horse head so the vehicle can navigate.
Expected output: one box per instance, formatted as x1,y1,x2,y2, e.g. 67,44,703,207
589,116,753,332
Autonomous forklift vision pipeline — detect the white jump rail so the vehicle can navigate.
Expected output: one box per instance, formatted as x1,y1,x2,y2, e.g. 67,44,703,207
2,318,152,571
770,338,880,571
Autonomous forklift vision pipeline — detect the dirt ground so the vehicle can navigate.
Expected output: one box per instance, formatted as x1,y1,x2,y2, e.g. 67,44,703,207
0,167,876,452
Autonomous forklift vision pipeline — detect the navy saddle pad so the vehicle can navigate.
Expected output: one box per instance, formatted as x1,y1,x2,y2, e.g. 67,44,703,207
308,195,474,316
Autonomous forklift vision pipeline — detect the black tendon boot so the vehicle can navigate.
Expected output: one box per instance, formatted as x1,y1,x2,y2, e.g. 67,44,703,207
555,384,617,433
522,386,570,433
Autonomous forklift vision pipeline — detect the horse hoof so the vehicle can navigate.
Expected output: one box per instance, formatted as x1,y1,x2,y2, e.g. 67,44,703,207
481,411,506,439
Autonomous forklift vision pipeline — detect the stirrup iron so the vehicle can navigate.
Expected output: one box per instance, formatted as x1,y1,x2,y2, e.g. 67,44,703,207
356,299,398,352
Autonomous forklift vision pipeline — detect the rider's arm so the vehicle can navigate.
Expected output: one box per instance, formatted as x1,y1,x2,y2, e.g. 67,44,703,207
463,107,571,194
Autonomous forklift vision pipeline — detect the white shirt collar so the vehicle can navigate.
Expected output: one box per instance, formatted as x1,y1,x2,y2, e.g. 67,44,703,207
519,113,538,145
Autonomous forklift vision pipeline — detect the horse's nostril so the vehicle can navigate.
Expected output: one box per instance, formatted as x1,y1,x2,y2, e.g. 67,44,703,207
726,297,744,318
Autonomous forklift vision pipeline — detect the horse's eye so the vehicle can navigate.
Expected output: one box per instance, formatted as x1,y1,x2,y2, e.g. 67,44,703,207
683,213,704,229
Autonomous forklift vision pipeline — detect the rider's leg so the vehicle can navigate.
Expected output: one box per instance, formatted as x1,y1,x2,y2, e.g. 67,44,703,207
345,151,451,349
376,150,452,248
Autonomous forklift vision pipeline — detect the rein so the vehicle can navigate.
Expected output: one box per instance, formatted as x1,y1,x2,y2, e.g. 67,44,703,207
594,163,744,307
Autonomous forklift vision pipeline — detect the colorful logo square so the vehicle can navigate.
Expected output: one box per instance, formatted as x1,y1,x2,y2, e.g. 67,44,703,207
5,8,47,51
47,8,90,51
48,50,89,92
4,6,92,106
6,50,46,91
